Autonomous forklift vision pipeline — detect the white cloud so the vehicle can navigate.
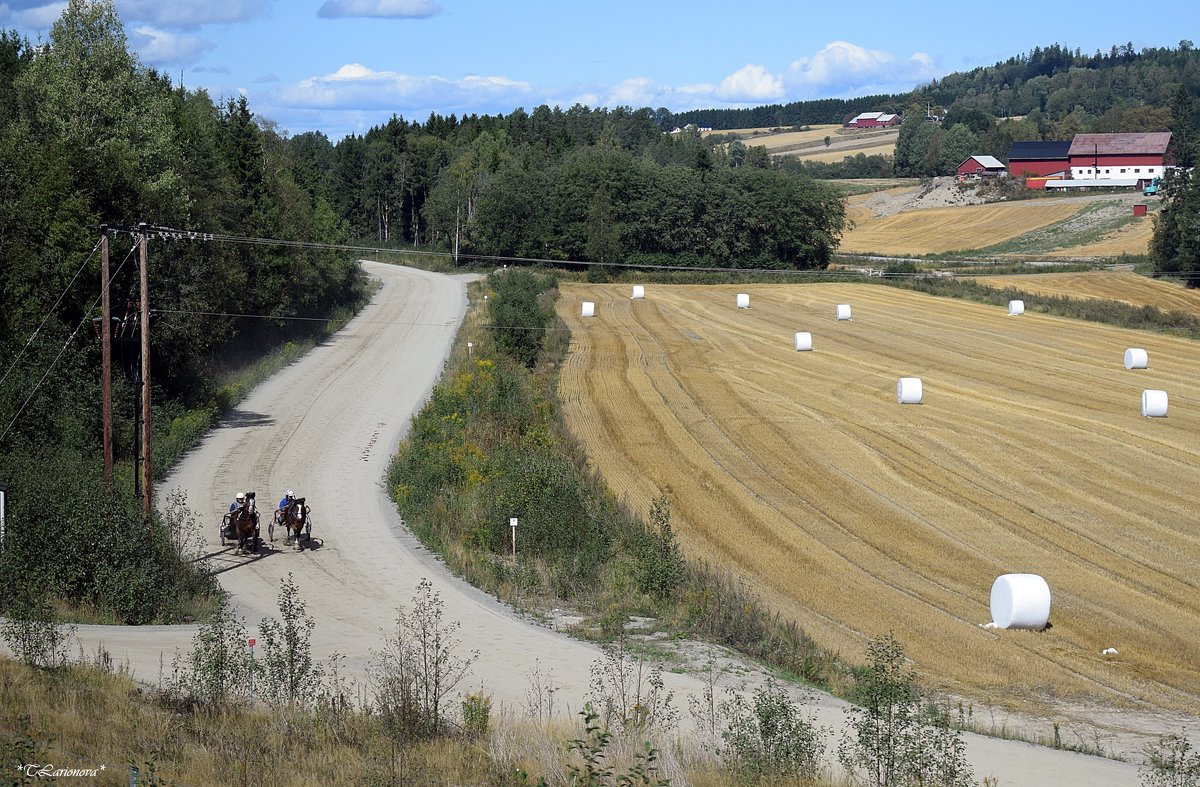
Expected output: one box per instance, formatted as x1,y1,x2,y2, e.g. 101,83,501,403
717,64,784,102
317,0,441,19
787,41,940,96
117,0,271,29
279,63,532,113
13,1,65,29
130,26,216,66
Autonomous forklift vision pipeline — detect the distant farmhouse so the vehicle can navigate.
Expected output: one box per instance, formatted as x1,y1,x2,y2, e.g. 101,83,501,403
957,155,1006,180
846,111,900,129
1005,132,1171,190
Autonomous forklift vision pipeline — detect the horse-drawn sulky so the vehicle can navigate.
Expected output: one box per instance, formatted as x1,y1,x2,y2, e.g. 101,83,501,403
221,491,261,555
270,497,311,550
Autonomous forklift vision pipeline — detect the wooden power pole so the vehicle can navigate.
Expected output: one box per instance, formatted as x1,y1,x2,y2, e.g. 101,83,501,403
100,229,113,486
138,224,152,519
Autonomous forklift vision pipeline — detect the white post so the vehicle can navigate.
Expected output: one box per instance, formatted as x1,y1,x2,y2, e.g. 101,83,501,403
247,638,256,702
467,341,474,359
510,517,518,559
0,481,7,552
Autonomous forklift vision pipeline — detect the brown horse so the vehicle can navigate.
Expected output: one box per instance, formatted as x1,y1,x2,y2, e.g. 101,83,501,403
229,498,260,555
277,497,309,550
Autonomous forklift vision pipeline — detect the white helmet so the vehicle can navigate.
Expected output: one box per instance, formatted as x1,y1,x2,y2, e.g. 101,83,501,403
236,492,245,501
286,489,294,497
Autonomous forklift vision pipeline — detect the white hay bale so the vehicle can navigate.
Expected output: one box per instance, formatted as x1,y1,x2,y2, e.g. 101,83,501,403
836,304,852,321
631,285,645,299
794,332,812,352
1123,348,1148,369
1008,299,1025,316
989,573,1051,630
736,293,750,309
581,301,595,318
1102,647,1119,656
896,377,923,404
1141,389,1168,418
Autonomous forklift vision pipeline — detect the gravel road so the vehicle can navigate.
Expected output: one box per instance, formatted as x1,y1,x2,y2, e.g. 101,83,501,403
54,262,1140,785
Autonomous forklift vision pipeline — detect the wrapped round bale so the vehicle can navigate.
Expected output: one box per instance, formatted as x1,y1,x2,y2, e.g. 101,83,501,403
1008,300,1025,316
1141,389,1168,418
631,285,645,299
896,377,922,404
581,301,595,318
836,304,852,321
736,293,750,309
794,332,812,352
1124,348,1148,370
990,573,1051,630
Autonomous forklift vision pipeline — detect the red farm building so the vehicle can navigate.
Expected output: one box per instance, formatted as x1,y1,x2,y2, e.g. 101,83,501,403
1007,141,1071,188
1067,132,1171,185
957,155,1006,179
847,111,900,128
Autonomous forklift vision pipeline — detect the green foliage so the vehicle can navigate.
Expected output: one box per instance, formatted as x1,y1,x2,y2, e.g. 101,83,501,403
566,709,670,787
634,496,685,602
587,638,678,735
167,597,253,708
369,578,479,742
839,634,973,787
488,269,555,366
1151,167,1200,287
0,716,46,786
461,691,492,741
256,573,324,710
718,681,827,782
0,591,75,669
1141,731,1200,787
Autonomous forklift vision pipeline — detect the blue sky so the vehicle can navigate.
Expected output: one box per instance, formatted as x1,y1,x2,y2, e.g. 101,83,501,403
3,0,1196,141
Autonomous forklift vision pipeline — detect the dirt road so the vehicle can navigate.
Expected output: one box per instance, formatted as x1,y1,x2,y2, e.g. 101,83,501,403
53,263,1141,785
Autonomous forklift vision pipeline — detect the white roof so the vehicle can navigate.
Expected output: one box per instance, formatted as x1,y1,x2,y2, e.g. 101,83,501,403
970,155,1005,169
878,113,899,122
852,112,883,121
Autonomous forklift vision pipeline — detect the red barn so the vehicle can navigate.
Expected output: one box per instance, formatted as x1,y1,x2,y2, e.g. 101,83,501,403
1068,132,1171,184
1007,141,1071,188
957,155,1006,179
847,111,900,128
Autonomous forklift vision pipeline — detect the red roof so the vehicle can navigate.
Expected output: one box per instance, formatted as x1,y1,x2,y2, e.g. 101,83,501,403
1068,132,1171,157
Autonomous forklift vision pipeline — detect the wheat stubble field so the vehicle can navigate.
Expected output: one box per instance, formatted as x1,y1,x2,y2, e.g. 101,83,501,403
556,282,1200,717
973,271,1200,313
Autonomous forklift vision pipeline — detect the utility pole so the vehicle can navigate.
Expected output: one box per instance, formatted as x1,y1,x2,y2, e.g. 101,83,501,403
138,224,152,520
100,228,113,486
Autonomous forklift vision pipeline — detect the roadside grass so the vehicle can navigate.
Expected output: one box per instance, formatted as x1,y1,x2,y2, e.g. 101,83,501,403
0,653,816,786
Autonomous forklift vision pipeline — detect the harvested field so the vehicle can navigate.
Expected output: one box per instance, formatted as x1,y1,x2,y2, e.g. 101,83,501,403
1046,214,1155,257
841,200,1082,254
974,271,1200,313
790,139,897,163
556,282,1200,719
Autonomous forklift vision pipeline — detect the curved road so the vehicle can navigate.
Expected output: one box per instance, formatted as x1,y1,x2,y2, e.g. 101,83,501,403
60,262,1135,785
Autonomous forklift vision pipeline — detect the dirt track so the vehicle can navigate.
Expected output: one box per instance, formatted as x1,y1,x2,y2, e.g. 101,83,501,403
42,264,1150,784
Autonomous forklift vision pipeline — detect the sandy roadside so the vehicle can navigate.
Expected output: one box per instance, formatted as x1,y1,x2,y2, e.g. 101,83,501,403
8,262,1141,785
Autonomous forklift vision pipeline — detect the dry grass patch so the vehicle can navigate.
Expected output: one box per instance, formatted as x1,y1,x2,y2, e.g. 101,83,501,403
1046,215,1155,257
971,271,1200,314
788,139,897,163
841,200,1083,254
556,282,1200,722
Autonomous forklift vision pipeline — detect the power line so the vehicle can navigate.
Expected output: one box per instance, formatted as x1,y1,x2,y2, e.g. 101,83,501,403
0,237,102,393
0,245,138,447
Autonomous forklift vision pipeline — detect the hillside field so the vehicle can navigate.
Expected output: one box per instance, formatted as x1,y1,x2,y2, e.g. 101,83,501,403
556,282,1200,720
841,186,1156,257
972,271,1200,312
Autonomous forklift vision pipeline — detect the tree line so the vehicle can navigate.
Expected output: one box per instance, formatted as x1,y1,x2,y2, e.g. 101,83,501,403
0,1,364,619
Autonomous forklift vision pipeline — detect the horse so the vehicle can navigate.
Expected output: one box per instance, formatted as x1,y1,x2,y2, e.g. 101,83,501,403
229,498,260,555
277,497,309,550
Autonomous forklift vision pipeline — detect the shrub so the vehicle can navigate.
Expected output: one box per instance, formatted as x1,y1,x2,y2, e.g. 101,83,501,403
719,680,827,782
1142,731,1200,787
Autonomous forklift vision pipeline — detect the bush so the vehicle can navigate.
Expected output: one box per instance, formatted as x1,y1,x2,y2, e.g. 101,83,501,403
718,680,827,782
